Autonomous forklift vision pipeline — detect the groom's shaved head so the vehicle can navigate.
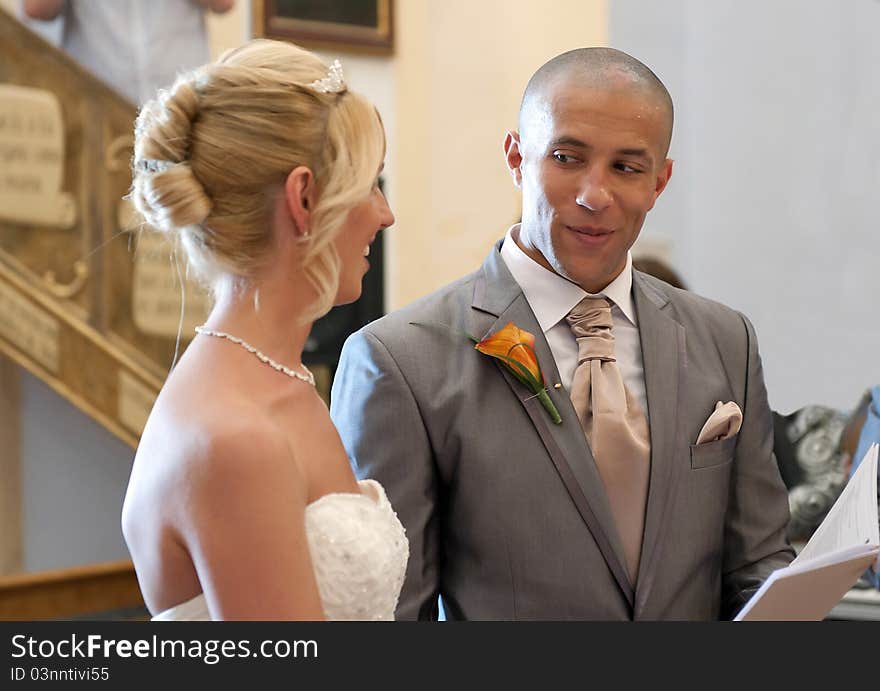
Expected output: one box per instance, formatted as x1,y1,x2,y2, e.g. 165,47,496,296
519,47,674,155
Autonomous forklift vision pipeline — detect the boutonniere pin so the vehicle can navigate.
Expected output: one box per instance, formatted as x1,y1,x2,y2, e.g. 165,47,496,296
474,322,562,425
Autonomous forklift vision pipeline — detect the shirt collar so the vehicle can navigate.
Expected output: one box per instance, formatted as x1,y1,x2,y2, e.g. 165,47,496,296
500,224,637,333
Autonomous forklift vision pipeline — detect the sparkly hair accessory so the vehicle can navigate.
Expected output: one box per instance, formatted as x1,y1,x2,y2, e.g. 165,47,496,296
136,158,175,174
308,59,346,94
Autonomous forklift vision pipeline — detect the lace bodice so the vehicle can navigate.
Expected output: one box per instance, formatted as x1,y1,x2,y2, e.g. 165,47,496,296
152,479,408,621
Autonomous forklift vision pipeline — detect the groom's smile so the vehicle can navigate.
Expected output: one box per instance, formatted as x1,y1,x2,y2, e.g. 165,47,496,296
505,72,674,294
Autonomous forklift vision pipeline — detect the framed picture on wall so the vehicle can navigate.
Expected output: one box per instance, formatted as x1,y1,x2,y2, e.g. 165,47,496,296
253,1,394,54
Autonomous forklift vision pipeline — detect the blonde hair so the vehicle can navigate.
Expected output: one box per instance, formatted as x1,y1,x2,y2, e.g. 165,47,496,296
131,39,385,320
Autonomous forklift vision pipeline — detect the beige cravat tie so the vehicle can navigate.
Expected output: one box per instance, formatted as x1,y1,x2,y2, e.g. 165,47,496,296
566,297,650,584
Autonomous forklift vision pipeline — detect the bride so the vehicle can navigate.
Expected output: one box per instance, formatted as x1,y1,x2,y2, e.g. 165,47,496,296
121,39,406,620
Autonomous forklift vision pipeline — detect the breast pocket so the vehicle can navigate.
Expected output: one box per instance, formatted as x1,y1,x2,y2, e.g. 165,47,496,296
690,434,737,470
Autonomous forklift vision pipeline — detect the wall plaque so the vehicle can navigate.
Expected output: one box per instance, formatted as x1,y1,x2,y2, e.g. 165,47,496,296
0,281,59,373
0,84,76,228
129,224,210,338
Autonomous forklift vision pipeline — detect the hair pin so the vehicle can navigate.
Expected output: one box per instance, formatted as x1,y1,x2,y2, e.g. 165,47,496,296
308,59,346,94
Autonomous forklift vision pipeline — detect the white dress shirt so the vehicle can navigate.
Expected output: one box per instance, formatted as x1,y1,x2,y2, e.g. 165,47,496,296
500,225,648,417
52,0,211,105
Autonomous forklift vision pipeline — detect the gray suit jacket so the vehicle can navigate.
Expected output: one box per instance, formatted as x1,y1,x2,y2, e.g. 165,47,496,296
331,242,794,620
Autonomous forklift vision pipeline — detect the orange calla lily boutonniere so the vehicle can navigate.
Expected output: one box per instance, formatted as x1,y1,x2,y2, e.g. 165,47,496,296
474,322,562,425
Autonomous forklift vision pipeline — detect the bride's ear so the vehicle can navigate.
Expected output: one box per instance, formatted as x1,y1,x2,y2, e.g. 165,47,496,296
284,166,316,239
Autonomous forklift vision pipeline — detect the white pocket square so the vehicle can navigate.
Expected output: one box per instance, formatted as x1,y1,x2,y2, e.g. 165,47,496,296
695,401,742,445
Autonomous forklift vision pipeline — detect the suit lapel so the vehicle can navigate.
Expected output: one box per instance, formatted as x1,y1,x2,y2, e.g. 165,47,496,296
471,244,634,606
631,272,687,616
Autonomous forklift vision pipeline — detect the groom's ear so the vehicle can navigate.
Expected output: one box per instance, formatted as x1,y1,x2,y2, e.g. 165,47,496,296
283,166,316,237
504,131,524,189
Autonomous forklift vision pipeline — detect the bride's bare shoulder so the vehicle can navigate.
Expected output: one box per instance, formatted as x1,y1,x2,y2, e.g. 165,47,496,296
132,382,303,502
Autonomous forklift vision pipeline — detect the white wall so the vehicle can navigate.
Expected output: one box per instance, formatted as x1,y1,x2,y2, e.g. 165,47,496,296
21,371,133,572
611,0,880,414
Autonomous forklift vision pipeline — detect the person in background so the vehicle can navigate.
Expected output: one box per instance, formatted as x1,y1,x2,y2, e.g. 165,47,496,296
631,255,687,291
21,0,235,105
849,386,880,588
850,387,880,479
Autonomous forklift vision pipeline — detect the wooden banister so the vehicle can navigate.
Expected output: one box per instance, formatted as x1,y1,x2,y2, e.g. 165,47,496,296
0,559,146,620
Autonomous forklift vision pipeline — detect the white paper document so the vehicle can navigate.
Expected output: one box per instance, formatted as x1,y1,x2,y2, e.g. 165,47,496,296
734,443,879,621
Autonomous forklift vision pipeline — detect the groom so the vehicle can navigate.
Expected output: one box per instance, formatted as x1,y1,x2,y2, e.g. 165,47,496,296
331,48,794,620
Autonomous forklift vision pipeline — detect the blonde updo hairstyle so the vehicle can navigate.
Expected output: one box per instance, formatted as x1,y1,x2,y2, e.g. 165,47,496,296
131,39,385,320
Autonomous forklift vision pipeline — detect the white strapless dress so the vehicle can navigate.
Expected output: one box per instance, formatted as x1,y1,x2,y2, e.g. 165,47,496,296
152,479,408,621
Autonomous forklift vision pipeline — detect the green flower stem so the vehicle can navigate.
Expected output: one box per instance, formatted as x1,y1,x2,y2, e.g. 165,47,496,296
536,388,562,425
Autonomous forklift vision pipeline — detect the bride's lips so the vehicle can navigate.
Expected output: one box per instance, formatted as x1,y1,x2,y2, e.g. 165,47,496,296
566,225,614,246
362,233,379,266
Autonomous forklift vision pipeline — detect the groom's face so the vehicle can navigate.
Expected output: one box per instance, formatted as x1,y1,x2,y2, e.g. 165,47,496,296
506,76,673,293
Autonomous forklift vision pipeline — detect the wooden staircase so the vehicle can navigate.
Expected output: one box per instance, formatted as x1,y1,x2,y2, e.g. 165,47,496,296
0,8,179,620
0,8,190,451
0,560,146,621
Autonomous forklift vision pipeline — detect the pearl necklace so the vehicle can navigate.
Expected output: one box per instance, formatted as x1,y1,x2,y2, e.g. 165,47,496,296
194,326,316,387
